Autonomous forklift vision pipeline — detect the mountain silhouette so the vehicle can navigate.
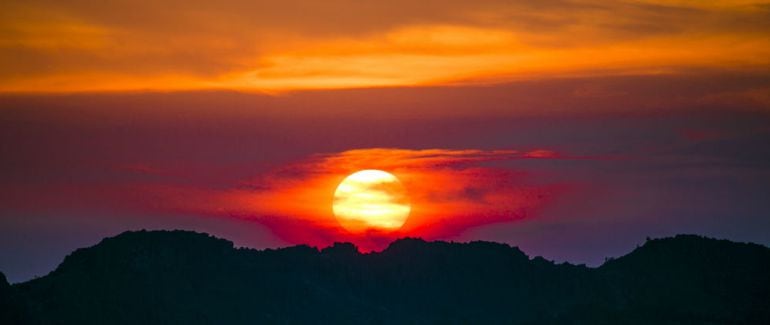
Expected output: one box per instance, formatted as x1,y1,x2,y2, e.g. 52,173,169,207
2,230,769,324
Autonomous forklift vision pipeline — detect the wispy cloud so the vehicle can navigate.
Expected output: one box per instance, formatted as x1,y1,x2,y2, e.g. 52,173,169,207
1,1,769,92
189,148,576,249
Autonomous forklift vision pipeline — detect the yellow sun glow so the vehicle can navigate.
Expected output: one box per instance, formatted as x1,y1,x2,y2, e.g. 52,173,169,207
333,170,410,233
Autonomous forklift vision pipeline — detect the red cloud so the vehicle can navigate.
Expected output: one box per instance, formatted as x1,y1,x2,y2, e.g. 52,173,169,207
181,148,575,250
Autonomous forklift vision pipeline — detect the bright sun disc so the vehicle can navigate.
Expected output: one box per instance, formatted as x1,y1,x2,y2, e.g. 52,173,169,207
333,169,410,233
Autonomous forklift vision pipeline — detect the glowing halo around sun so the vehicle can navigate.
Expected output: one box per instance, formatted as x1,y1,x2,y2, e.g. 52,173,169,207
332,169,411,233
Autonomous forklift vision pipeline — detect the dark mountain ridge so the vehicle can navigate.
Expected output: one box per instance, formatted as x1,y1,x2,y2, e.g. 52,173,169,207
2,231,769,324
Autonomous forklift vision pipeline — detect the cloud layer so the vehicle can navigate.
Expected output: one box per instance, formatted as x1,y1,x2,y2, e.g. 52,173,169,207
2,0,769,92
186,148,572,250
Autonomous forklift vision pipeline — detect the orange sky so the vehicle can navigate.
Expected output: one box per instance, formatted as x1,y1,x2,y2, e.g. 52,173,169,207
2,0,769,92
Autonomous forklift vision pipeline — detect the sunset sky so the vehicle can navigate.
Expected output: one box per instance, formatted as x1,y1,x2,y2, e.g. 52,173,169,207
2,0,770,283
3,0,770,92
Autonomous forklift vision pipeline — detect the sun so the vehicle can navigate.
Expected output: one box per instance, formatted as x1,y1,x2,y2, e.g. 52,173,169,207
333,169,411,233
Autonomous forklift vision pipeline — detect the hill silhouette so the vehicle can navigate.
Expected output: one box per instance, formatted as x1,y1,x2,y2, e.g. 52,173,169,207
2,231,769,324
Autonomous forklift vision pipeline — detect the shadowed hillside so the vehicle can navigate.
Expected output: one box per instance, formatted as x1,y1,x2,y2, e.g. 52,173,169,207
3,231,770,324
